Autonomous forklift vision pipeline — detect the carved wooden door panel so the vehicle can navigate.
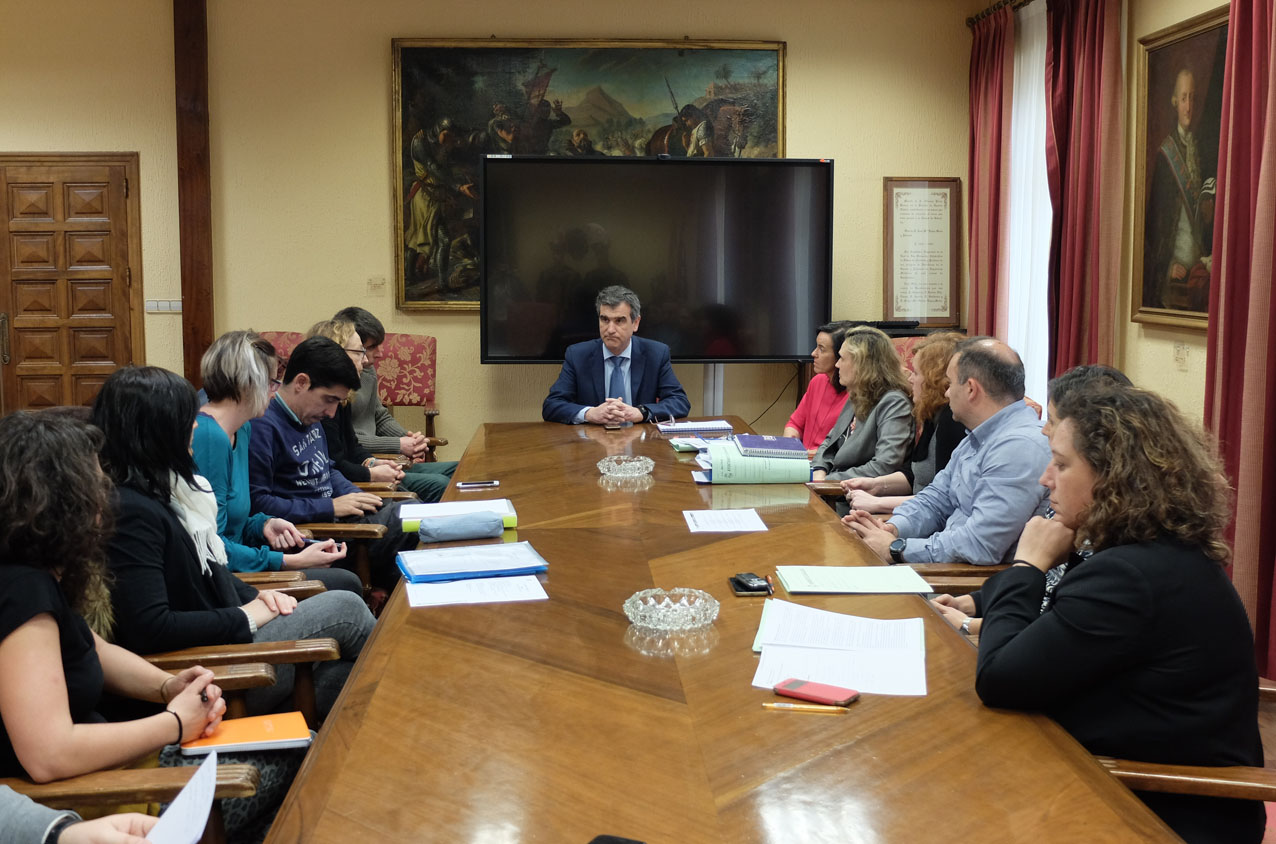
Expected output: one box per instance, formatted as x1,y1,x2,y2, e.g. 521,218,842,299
0,160,135,412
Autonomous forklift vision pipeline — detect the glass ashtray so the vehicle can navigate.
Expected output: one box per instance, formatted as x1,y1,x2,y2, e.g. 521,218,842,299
597,455,654,477
623,587,720,631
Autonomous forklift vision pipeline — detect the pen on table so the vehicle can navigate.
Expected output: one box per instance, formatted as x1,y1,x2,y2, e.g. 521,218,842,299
765,575,775,595
762,702,848,714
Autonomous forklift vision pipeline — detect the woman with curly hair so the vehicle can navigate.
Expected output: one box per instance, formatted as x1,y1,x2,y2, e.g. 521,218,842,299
810,326,913,487
840,331,965,512
0,411,225,780
975,386,1262,844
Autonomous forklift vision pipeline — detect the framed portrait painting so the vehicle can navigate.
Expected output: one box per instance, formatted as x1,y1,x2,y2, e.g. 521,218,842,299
1132,6,1228,329
391,38,786,311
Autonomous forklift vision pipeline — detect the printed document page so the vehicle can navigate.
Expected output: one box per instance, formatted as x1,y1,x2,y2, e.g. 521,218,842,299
776,565,932,594
148,751,217,844
683,509,769,532
398,540,548,577
750,599,927,695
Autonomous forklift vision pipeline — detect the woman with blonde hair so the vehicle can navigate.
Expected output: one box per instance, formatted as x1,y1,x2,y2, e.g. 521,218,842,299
841,331,966,512
810,326,913,487
975,385,1262,843
193,329,361,593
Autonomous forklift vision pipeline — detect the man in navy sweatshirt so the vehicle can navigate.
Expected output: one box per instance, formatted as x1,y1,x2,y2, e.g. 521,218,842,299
248,336,412,587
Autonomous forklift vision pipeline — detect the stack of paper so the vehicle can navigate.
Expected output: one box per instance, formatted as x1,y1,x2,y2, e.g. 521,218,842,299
656,419,734,436
396,540,548,583
751,599,927,696
399,499,517,532
693,441,812,485
406,575,548,608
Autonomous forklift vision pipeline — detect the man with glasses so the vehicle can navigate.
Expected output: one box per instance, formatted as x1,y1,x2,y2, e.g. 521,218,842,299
333,307,457,503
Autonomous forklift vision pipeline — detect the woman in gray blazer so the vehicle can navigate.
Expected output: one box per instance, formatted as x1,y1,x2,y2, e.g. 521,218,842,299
811,326,914,485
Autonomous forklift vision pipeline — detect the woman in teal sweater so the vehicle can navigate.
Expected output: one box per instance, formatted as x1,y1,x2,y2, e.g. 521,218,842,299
191,331,362,594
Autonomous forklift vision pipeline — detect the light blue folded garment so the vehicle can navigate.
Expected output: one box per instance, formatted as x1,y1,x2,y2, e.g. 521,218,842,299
417,511,505,543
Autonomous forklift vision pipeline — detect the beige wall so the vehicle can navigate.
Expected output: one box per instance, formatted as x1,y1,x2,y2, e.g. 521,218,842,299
1119,0,1225,420
205,0,973,453
0,0,183,365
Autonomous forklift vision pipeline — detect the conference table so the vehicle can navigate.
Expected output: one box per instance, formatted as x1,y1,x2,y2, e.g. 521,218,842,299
265,419,1177,843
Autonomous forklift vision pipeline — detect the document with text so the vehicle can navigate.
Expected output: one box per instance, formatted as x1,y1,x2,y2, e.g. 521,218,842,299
750,599,927,696
147,750,217,844
683,508,769,532
776,565,932,594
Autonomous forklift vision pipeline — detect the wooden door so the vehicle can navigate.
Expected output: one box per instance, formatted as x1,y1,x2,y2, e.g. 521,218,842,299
0,155,142,412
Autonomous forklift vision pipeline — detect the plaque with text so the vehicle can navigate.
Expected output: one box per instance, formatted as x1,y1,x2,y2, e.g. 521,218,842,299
882,177,961,326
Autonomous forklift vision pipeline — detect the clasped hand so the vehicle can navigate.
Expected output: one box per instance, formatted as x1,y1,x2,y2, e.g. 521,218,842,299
585,398,641,425
332,491,383,517
166,666,226,741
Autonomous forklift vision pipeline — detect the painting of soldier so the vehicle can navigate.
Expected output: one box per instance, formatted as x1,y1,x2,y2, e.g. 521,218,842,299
1134,10,1227,325
393,39,784,310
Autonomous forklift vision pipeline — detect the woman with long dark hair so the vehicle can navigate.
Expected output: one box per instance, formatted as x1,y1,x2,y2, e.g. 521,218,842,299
93,366,373,722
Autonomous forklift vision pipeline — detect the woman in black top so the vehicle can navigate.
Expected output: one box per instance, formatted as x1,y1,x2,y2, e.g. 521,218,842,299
94,366,374,722
0,411,224,783
976,386,1263,844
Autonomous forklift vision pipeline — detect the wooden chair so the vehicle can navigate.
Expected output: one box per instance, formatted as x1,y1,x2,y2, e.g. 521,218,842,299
259,329,448,458
1097,681,1276,803
145,638,340,729
0,765,259,844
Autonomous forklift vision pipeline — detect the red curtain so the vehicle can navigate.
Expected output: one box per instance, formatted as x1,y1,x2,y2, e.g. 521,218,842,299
1044,0,1122,373
1204,0,1276,674
968,7,1015,337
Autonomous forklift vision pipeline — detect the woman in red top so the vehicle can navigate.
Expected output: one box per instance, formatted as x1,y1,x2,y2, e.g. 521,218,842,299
783,321,852,452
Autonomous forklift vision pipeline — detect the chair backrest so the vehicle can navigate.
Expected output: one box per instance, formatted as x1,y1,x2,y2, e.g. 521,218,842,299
891,335,924,370
257,331,305,375
375,332,437,407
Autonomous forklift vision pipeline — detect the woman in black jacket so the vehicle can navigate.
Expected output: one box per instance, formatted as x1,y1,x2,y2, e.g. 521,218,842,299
975,385,1263,844
94,366,374,723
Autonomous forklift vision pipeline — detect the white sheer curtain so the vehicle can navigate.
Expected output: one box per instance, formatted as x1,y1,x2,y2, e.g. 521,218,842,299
1004,0,1051,407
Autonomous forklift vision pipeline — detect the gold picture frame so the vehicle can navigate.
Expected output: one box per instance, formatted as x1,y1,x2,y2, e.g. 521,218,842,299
391,38,786,311
1131,6,1228,329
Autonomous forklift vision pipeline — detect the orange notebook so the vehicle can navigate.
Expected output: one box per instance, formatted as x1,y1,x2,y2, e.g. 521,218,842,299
180,711,312,756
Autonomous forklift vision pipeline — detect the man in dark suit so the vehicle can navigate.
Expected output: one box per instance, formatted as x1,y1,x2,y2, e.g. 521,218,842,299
542,285,690,425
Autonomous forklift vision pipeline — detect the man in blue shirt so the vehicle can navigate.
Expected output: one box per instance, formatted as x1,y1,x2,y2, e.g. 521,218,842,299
845,337,1050,564
248,336,412,588
542,285,690,425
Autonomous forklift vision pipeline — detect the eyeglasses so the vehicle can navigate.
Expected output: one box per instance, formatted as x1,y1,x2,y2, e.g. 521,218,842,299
344,347,369,359
269,378,283,391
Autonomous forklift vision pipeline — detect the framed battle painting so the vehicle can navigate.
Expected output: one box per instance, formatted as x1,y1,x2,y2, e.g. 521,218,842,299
1132,6,1228,329
391,38,786,311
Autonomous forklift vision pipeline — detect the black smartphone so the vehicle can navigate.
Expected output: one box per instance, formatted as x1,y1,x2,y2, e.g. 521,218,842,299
729,572,769,596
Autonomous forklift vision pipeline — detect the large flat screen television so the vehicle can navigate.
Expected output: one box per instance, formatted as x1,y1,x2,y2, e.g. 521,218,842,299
480,156,834,363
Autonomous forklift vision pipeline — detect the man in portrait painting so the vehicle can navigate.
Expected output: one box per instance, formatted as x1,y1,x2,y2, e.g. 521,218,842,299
1143,68,1216,312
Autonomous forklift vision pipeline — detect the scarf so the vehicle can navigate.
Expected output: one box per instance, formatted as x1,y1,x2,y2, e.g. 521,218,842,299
168,472,229,576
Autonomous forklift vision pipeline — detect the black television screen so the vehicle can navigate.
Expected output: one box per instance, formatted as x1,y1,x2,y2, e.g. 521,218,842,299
480,156,834,363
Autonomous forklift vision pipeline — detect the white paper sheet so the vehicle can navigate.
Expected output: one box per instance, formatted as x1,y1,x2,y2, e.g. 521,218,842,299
682,509,769,532
749,599,927,696
752,643,928,696
398,499,516,520
148,750,218,844
406,575,549,607
776,565,932,594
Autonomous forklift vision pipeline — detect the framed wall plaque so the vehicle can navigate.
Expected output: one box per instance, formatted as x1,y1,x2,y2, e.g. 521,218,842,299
882,177,961,327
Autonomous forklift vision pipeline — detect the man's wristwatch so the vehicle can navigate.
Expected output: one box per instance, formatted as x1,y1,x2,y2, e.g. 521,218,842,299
960,617,975,635
639,406,652,423
888,537,907,564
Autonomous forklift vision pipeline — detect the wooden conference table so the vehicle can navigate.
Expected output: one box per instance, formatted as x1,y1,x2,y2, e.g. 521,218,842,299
266,419,1177,843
